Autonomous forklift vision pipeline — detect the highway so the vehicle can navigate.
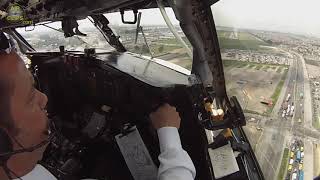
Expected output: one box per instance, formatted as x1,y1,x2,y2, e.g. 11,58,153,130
289,51,313,180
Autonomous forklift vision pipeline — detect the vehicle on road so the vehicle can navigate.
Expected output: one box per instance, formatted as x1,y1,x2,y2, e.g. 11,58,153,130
299,163,303,170
289,158,294,165
282,110,286,118
286,94,291,102
290,105,295,116
256,127,263,131
288,164,293,171
301,146,304,152
291,151,295,158
292,172,297,180
287,104,291,115
301,151,304,158
299,170,304,180
296,151,301,161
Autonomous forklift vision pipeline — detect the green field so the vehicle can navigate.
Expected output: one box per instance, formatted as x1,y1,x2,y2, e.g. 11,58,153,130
126,43,182,57
262,65,270,71
217,31,270,50
156,31,271,51
223,60,249,68
222,60,288,69
276,67,283,73
248,64,256,69
277,148,290,180
128,30,271,56
255,64,263,70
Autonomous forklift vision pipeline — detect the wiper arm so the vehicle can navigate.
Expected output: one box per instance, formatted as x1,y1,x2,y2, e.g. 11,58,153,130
89,15,126,52
41,24,89,46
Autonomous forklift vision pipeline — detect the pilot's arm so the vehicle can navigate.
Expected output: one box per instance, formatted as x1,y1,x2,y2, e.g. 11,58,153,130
150,104,196,180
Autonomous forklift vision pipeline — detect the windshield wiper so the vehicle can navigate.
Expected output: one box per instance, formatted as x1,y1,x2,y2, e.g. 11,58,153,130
89,15,126,52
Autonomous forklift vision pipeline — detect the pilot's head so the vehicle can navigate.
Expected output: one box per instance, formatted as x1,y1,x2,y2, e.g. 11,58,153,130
0,32,49,178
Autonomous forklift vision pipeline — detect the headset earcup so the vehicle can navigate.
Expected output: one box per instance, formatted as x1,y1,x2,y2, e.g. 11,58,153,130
0,128,13,164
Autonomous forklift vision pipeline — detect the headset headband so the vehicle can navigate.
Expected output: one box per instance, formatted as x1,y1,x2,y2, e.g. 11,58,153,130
0,32,15,54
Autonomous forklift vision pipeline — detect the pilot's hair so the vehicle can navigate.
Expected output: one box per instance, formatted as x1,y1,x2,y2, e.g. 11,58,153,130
0,59,15,131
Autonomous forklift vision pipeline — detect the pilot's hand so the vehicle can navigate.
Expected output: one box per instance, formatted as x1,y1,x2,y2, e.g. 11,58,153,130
149,103,181,130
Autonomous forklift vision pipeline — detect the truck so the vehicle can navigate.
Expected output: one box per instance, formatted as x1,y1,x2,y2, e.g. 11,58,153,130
286,93,291,102
282,110,286,118
287,104,291,116
290,105,295,116
299,170,304,180
292,172,297,180
296,151,301,161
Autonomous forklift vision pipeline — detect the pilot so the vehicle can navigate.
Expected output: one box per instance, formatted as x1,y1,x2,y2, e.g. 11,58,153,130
0,32,196,180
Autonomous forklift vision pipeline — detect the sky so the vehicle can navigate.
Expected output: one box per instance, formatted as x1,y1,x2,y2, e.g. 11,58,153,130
211,0,320,37
18,0,320,37
105,0,320,37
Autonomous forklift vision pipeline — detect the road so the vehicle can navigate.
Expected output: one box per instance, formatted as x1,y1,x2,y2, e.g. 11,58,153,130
292,52,313,129
247,50,316,180
291,51,314,180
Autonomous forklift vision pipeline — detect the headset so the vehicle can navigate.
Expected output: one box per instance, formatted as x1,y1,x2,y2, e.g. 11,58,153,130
0,128,13,165
0,127,52,179
0,31,53,179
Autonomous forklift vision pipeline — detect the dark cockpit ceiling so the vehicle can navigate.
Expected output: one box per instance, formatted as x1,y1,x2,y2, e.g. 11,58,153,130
0,0,168,28
0,0,218,29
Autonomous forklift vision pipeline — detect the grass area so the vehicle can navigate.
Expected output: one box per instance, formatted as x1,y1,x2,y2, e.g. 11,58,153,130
244,109,263,116
262,65,270,71
126,43,182,57
237,63,248,68
150,44,181,56
217,31,270,50
156,37,191,46
276,67,283,73
223,60,241,67
255,64,263,70
223,60,252,69
277,148,290,180
222,60,289,70
157,38,181,45
248,64,256,69
265,69,288,115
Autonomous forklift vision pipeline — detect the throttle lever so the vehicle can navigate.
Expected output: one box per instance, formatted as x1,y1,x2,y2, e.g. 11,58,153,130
149,88,175,113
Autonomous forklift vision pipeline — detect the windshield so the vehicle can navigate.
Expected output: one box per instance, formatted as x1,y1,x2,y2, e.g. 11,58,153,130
211,0,320,180
106,8,192,70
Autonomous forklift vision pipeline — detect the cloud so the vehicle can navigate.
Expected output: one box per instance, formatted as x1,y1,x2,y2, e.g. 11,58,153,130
212,0,320,37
